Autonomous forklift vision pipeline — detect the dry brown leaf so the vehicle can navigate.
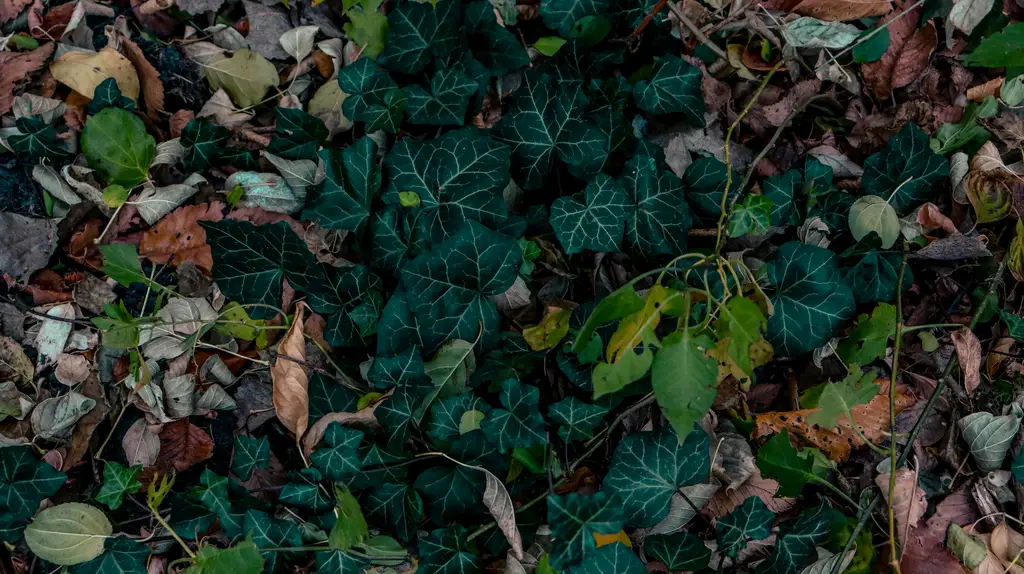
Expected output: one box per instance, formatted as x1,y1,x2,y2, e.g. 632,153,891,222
155,419,213,472
62,374,107,471
50,47,141,101
875,468,926,547
862,8,936,99
989,523,1024,569
54,353,90,386
704,465,796,518
301,402,382,457
951,327,982,395
790,0,892,20
0,0,32,22
0,335,34,386
0,42,54,116
916,203,957,234
754,380,916,461
169,110,194,138
273,302,309,443
139,203,225,272
119,36,165,117
123,418,161,467
987,337,1015,378
971,141,1023,175
967,77,1004,101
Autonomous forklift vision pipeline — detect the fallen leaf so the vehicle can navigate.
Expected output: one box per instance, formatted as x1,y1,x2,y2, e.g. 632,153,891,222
31,391,96,440
201,49,280,108
916,203,957,234
119,35,165,117
705,465,796,518
139,202,225,271
861,8,936,99
902,487,977,574
122,418,161,467
987,337,1015,378
0,336,33,386
948,0,995,35
989,523,1024,571
876,468,926,547
0,213,58,283
198,89,254,128
951,327,983,395
911,233,991,260
34,303,75,373
0,0,32,23
54,353,90,386
966,77,1004,101
0,42,54,115
155,419,213,472
965,171,1013,223
791,0,892,21
62,374,107,470
50,47,141,102
280,25,319,62
307,81,352,137
273,302,309,442
242,0,291,61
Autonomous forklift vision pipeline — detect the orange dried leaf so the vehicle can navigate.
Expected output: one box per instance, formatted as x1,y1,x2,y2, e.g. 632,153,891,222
273,303,309,442
791,0,892,20
138,203,224,272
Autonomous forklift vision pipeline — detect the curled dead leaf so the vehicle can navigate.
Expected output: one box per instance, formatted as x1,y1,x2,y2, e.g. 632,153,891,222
273,302,309,443
0,42,54,115
916,203,957,234
876,468,926,547
791,0,892,20
861,8,936,99
138,203,225,272
951,327,983,395
301,399,383,457
155,419,213,472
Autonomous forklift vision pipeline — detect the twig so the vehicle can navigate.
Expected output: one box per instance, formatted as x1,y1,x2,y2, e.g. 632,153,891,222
887,247,908,574
665,1,728,60
629,0,669,41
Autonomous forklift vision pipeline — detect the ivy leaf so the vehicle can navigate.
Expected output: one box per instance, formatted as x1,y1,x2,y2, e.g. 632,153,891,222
384,128,511,248
547,397,608,441
845,250,912,304
378,0,460,74
338,58,404,133
308,265,383,347
861,123,949,214
81,108,155,188
836,303,897,365
309,372,359,426
181,118,230,173
364,89,407,133
267,107,328,161
464,0,529,74
0,446,67,519
757,504,832,574
418,528,478,574
192,469,243,539
574,543,646,574
315,549,371,574
85,78,135,115
643,532,711,571
762,168,802,227
231,435,270,481
369,346,431,391
494,72,607,189
400,221,521,351
651,330,717,443
1001,310,1024,341
714,296,768,378
365,483,424,542
728,194,773,238
684,156,738,221
69,537,149,574
754,430,826,497
547,491,625,569
540,0,610,36
426,393,490,444
303,136,379,235
311,423,364,480
765,242,855,356
617,152,693,257
481,379,545,452
96,462,142,510
378,387,422,450
244,509,302,572
603,426,710,527
9,116,71,161
806,366,880,429
633,57,704,126
715,496,775,558
405,68,479,126
343,0,389,60
550,174,631,255
201,220,324,320
279,468,334,512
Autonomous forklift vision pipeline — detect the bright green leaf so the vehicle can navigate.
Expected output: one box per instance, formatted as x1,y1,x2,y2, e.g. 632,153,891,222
81,108,155,188
96,462,142,510
755,430,827,497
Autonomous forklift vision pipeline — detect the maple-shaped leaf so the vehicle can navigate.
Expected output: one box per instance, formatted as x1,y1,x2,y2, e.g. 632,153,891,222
716,496,775,558
480,379,545,452
728,194,773,237
385,128,511,249
494,72,607,189
426,393,491,444
0,446,67,519
644,532,711,571
683,156,739,221
541,0,610,36
365,483,424,542
303,136,380,234
754,430,827,497
588,76,633,164
547,491,625,569
369,346,431,393
181,118,230,173
765,241,855,356
762,168,803,227
418,528,478,574
550,173,632,255
464,0,529,75
757,504,832,574
634,57,704,126
547,397,608,441
378,0,460,74
86,78,135,116
267,107,329,161
836,303,897,365
338,58,406,133
192,469,243,539
68,537,149,574
201,220,324,320
861,122,949,214
603,426,709,527
95,462,142,510
618,152,693,256
400,221,521,351
311,423,364,480
231,435,270,481
845,250,913,304
9,116,71,161
405,68,479,126
307,265,383,347
574,542,646,574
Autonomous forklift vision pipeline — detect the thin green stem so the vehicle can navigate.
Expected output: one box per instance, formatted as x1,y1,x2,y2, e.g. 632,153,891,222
901,323,965,334
811,476,862,510
152,511,195,558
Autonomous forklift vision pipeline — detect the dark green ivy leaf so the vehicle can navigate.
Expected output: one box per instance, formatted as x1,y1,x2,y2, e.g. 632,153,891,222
547,491,625,569
414,430,505,524
0,446,66,519
405,68,479,126
267,107,328,161
547,396,608,441
365,483,424,542
633,57,704,126
309,372,359,426
315,549,371,574
369,346,431,391
193,469,244,539
244,509,302,573
9,116,70,161
861,122,949,214
378,387,422,450
727,194,773,237
338,58,405,133
683,156,738,222
181,118,230,173
426,393,490,445
365,89,408,133
231,435,270,481
307,265,383,347
618,152,693,257
550,173,631,255
845,250,913,304
378,0,460,74
86,78,135,115
644,532,711,571
464,0,529,75
762,168,802,227
480,379,545,452
540,0,610,36
303,136,380,234
715,496,775,558
70,537,149,574
765,241,855,356
279,468,334,512
1002,310,1024,341
756,504,831,574
311,423,364,481
418,528,479,574
574,543,646,574
603,426,710,527
96,461,142,510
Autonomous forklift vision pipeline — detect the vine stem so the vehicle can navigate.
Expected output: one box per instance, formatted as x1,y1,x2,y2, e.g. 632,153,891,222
887,247,908,574
664,1,728,60
714,62,782,255
831,257,1008,574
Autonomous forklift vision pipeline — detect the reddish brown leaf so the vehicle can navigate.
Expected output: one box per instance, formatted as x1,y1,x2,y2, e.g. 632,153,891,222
169,110,194,138
155,419,214,472
120,36,165,117
0,42,54,115
916,203,957,234
862,8,936,99
62,374,108,471
705,465,797,518
138,203,225,272
876,468,926,547
791,0,892,20
227,207,306,239
951,327,982,395
967,77,1004,102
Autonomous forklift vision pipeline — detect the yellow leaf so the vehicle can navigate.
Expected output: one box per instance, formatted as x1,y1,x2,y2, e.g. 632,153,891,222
606,285,679,363
272,303,309,443
1009,218,1024,283
593,530,631,548
50,47,140,101
523,306,571,351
